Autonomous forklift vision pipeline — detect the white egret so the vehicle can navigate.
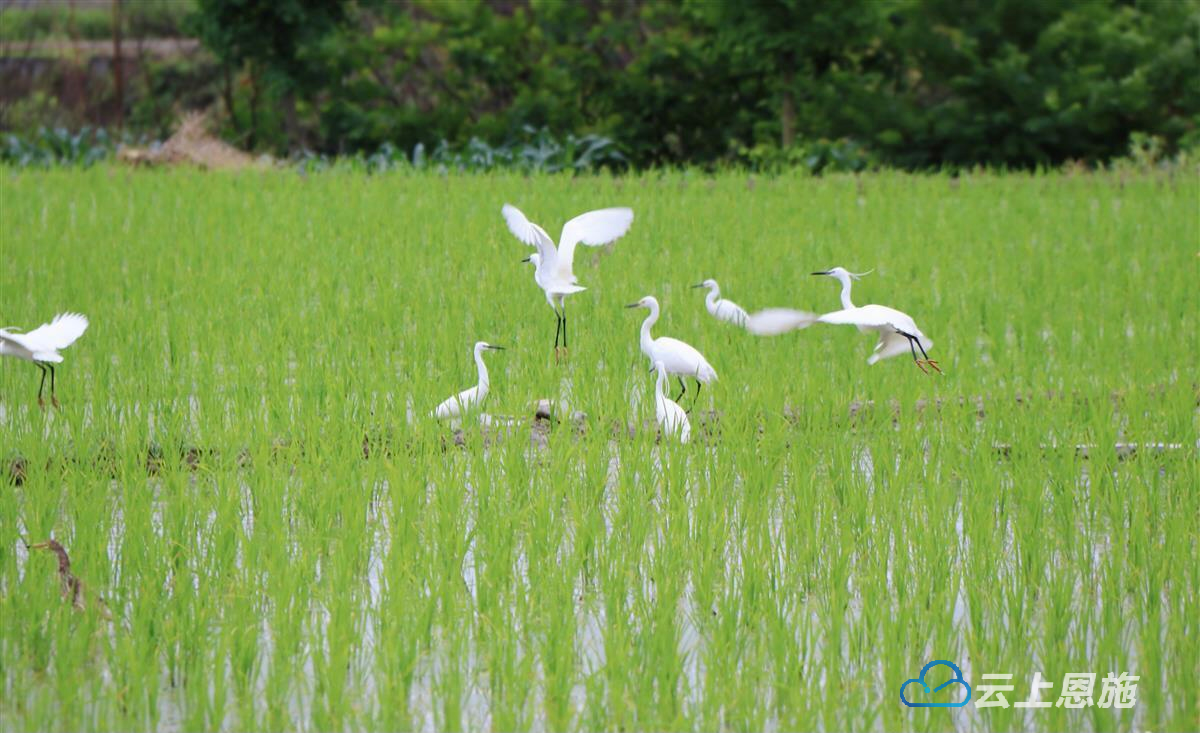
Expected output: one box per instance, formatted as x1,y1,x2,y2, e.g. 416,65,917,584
0,312,89,408
502,203,634,359
692,278,749,327
651,360,691,444
433,341,505,425
746,267,940,373
625,296,717,409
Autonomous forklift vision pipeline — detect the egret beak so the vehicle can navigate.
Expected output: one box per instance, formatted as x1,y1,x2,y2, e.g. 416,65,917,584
691,283,706,289
648,365,656,373
487,345,506,351
520,256,531,263
624,302,641,308
811,271,831,276
28,541,50,550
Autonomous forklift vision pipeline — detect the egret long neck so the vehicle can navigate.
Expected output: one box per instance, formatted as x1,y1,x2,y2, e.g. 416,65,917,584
474,350,490,393
655,367,668,400
705,288,721,314
836,275,855,310
639,303,660,354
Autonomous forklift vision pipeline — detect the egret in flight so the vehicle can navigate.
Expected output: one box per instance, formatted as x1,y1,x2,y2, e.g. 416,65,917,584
433,341,505,425
502,203,634,359
0,312,89,407
651,360,691,444
692,279,749,327
626,296,717,409
746,267,940,373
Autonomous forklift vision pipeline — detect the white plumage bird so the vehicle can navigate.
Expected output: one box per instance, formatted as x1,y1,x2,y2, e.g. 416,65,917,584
432,341,505,425
692,278,749,327
626,295,717,408
502,203,634,359
745,267,941,373
0,312,89,408
651,360,691,444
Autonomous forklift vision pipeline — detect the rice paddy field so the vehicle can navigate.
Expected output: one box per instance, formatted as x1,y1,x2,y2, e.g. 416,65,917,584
1,166,1197,732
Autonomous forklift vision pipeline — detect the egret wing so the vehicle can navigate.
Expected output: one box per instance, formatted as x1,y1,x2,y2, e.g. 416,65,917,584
555,207,633,281
502,203,558,277
715,299,749,327
745,308,817,336
19,312,89,351
818,305,915,331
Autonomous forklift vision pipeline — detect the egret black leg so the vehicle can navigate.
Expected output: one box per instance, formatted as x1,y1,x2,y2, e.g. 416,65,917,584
914,337,931,361
562,311,568,349
688,380,703,413
552,311,562,351
899,330,940,374
675,377,686,403
36,364,48,407
49,365,58,408
902,332,920,362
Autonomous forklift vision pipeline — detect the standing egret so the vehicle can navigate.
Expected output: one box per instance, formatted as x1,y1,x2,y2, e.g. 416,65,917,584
692,279,749,327
651,360,691,444
745,267,940,373
433,342,505,425
625,296,717,409
502,203,634,359
0,312,89,408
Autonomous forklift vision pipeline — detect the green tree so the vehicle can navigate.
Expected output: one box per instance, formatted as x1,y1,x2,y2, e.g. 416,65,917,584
696,0,890,148
882,0,1200,167
188,0,353,149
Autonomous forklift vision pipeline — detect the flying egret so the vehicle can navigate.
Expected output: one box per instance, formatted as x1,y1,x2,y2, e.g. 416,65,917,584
692,279,749,327
0,312,89,408
502,203,634,359
625,296,717,409
745,267,941,373
433,341,505,425
651,360,691,444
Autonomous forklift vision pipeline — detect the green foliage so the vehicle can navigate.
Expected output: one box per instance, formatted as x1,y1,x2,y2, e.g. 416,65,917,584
0,127,115,168
4,0,1197,170
234,0,1200,169
0,2,192,42
877,0,1200,168
734,137,878,174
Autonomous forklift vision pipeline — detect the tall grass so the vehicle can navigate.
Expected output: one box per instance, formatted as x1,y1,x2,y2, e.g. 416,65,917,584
1,167,1196,731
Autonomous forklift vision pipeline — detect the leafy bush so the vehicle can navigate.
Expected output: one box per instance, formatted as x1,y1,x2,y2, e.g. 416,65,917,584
296,127,627,175
1,127,115,168
734,138,877,174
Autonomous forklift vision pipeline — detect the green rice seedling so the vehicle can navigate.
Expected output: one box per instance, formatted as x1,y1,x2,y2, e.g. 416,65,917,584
1,165,1195,731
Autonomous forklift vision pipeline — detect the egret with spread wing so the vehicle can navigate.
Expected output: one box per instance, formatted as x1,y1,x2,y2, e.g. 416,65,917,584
0,312,89,407
502,203,634,359
745,267,940,373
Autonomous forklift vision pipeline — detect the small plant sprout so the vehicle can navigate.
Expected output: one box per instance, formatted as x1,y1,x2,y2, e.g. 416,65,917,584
651,360,691,444
433,341,505,426
746,267,941,373
502,203,634,360
692,278,749,328
0,312,89,408
626,295,717,410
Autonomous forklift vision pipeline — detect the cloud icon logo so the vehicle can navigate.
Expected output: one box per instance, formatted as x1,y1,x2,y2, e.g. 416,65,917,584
900,660,972,708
